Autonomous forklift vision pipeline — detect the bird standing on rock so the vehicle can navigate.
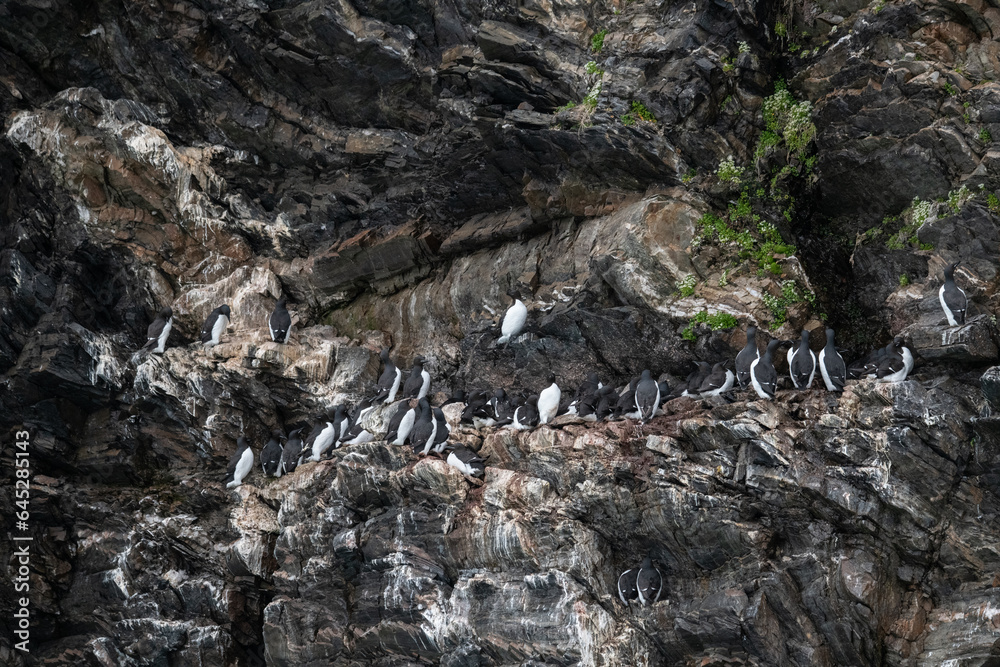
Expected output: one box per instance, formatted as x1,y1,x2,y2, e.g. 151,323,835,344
402,356,431,400
279,428,304,475
537,375,561,424
268,296,292,343
636,556,663,606
819,328,847,392
260,431,283,477
511,395,540,430
634,370,660,422
877,336,913,382
787,329,817,389
497,288,527,346
373,347,402,403
410,398,438,455
226,436,254,489
201,304,231,348
750,339,784,400
735,326,759,389
617,566,639,606
386,400,417,446
699,361,734,397
141,306,173,354
939,261,967,326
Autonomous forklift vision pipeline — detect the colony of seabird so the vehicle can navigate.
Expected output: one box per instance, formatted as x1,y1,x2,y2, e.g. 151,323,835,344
157,263,966,604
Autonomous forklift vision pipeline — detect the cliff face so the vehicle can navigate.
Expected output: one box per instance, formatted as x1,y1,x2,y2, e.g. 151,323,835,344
2,0,1000,664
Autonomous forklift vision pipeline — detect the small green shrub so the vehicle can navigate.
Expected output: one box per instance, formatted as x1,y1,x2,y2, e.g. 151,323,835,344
591,29,608,53
556,101,577,112
980,128,993,143
899,274,909,286
943,81,957,96
678,274,697,297
583,80,602,109
988,193,1000,214
584,60,603,76
716,156,743,183
738,41,750,54
775,21,787,37
682,168,697,184
622,101,656,125
947,185,971,213
762,82,816,160
682,310,738,340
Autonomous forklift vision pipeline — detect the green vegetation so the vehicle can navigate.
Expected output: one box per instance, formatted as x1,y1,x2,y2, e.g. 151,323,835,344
591,29,608,53
682,168,697,184
678,274,697,297
761,280,816,329
695,193,796,276
716,156,743,183
738,41,750,54
757,81,816,162
585,60,603,76
988,192,1000,214
980,128,993,143
682,310,739,341
943,81,957,96
622,101,656,125
872,0,885,12
721,55,736,73
948,185,971,213
718,269,730,287
899,274,909,286
774,21,787,38
556,101,577,112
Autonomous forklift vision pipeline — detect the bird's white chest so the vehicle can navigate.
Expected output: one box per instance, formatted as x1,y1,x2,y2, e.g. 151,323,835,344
538,384,561,423
502,300,527,337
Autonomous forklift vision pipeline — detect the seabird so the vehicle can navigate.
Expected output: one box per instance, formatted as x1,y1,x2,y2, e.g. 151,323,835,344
636,556,663,606
225,436,254,489
410,398,438,455
537,375,561,424
386,400,417,446
340,400,376,446
735,326,759,389
431,406,450,453
594,385,617,421
818,328,847,392
305,408,339,462
402,356,431,399
786,329,817,389
617,567,639,606
634,370,660,422
268,296,291,343
373,347,403,403
200,304,231,348
749,339,784,400
497,288,528,346
877,336,913,382
848,344,888,379
698,362,734,397
614,377,641,418
680,362,712,398
445,444,487,477
461,391,489,424
260,430,284,477
279,428,304,475
511,395,540,430
141,306,173,354
939,261,967,326
442,390,466,407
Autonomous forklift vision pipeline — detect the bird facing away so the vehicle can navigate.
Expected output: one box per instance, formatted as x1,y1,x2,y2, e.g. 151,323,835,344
750,339,784,400
939,261,967,326
497,288,527,346
634,370,660,423
373,347,402,403
142,306,173,354
787,329,817,389
537,375,561,424
201,304,231,348
819,328,847,392
735,326,759,389
268,296,292,343
226,437,254,489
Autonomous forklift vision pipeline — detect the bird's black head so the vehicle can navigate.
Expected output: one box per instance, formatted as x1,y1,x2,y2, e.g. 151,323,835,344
746,326,757,338
528,394,540,404
452,389,466,402
546,373,557,385
159,306,173,318
801,329,810,342
413,355,425,367
276,296,287,308
945,260,961,277
219,304,231,316
271,429,284,440
640,369,652,381
494,388,506,399
380,347,390,361
506,287,520,299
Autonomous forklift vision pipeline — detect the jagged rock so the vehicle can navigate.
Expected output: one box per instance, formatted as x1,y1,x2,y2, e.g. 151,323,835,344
902,315,999,362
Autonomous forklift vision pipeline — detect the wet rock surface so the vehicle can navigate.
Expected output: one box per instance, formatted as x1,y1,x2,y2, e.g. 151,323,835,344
2,0,1000,665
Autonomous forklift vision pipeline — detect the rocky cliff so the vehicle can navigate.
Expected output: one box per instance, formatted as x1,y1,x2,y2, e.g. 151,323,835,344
2,0,1000,664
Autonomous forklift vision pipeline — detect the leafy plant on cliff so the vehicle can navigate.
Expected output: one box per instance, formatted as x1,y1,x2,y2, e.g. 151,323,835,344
622,101,656,126
716,156,743,184
591,29,608,53
758,81,816,162
761,280,817,329
682,310,739,340
678,274,697,297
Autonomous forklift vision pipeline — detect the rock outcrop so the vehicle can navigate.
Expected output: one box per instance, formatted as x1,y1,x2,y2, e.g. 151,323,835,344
2,0,1000,664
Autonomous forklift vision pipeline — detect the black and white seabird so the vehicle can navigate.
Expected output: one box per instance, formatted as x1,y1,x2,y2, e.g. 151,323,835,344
680,362,712,398
410,398,438,455
750,339,784,400
305,408,340,462
260,430,283,477
537,375,561,424
268,296,292,343
402,356,431,400
226,436,254,489
279,428,304,476
939,261,967,326
877,336,913,382
568,372,602,414
616,566,639,606
787,329,817,389
431,407,450,454
200,304,231,348
634,370,660,423
636,556,663,606
848,344,888,379
594,385,617,421
497,288,528,346
615,377,641,418
461,391,489,424
442,390,466,407
445,444,486,478
819,328,847,392
340,401,376,446
386,400,417,446
511,395,540,430
735,326,759,389
699,362,734,397
373,347,403,404
141,306,173,354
